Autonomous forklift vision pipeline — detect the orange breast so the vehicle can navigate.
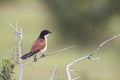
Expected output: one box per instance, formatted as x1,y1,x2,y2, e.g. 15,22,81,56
31,38,46,52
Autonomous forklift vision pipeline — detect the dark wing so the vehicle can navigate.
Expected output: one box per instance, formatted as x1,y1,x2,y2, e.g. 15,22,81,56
31,38,46,52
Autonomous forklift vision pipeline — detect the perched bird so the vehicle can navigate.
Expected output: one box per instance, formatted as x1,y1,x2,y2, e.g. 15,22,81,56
21,30,51,60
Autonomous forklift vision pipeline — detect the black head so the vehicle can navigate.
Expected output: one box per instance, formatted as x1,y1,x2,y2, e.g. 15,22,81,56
39,30,51,38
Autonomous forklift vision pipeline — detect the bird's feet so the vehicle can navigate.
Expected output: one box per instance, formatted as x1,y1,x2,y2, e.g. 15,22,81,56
41,54,46,58
34,55,37,62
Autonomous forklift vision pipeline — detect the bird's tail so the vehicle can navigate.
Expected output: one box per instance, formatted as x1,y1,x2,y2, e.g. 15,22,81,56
21,51,37,59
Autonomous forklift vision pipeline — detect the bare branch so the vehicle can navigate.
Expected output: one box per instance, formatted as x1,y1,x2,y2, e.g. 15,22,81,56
8,22,23,80
46,45,76,56
49,64,57,80
89,34,120,57
23,45,76,66
8,22,21,37
66,34,120,80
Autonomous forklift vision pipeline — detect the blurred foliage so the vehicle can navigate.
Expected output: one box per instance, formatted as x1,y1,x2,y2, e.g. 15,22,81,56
0,59,15,80
0,0,17,4
43,0,120,44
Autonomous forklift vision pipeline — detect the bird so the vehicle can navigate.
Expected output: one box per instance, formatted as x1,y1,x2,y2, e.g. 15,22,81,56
21,30,51,60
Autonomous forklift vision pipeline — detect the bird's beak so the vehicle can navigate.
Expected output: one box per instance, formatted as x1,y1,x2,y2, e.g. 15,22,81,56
49,31,52,34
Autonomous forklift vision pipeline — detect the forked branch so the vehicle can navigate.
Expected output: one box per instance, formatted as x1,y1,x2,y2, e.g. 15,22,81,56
66,34,120,80
8,22,23,80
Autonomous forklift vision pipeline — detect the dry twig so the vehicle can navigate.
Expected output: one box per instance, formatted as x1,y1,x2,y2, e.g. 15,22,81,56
8,22,23,80
49,64,57,80
66,34,120,80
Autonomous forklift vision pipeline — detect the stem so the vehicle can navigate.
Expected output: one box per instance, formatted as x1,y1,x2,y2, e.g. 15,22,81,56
19,36,23,80
8,22,24,80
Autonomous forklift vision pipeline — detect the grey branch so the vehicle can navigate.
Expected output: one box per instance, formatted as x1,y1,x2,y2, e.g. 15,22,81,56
23,45,76,66
66,34,120,80
8,22,23,80
49,64,57,80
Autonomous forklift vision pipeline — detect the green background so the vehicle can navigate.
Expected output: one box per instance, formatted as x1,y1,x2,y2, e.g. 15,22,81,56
0,0,120,80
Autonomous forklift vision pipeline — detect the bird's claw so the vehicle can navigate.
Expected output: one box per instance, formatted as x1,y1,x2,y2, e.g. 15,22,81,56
34,55,37,62
41,54,46,58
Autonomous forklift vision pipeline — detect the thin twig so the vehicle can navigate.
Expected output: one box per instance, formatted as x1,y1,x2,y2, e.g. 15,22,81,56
23,45,76,66
49,64,57,80
46,45,76,56
8,22,21,36
66,34,120,80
